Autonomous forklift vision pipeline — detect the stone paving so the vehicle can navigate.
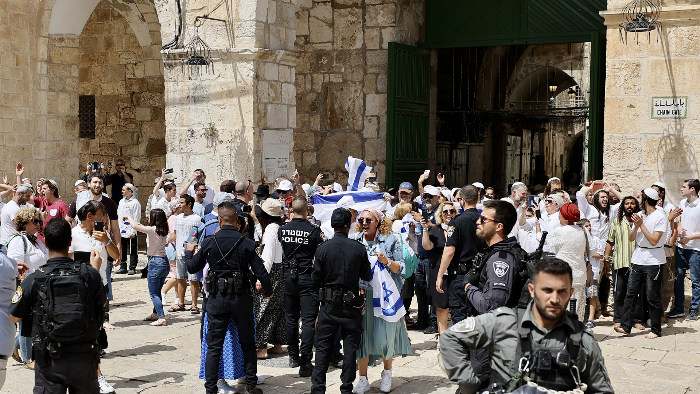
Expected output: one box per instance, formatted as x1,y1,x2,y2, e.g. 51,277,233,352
2,256,700,394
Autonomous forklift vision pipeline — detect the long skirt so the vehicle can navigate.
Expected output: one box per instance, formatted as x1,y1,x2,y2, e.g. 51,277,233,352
357,287,413,366
199,312,246,380
253,264,287,349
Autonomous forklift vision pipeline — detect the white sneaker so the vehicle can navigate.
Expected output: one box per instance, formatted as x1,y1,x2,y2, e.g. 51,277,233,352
161,292,168,305
380,369,392,393
98,375,115,394
353,376,370,394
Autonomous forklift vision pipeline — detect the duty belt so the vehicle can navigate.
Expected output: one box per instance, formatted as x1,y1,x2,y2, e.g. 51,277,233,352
318,287,364,309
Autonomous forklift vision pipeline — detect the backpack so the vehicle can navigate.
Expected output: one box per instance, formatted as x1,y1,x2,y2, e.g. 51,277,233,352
5,233,28,253
33,263,101,345
197,218,220,244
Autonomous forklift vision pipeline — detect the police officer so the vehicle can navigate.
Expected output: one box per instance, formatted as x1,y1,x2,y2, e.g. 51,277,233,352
440,257,614,394
9,218,106,393
278,196,324,376
308,208,372,394
185,201,273,394
435,185,487,323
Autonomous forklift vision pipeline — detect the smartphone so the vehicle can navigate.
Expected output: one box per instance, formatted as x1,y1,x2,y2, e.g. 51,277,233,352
108,161,113,167
94,221,104,232
91,162,101,170
164,168,174,174
368,176,377,183
423,170,430,176
535,209,541,219
527,195,540,207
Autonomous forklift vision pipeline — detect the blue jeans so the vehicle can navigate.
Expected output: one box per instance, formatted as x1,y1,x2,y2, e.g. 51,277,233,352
414,257,436,324
14,321,31,362
674,247,700,312
106,262,113,301
148,256,170,318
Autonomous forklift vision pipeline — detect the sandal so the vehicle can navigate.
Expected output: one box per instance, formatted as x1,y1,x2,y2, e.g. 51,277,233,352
149,318,167,326
24,361,34,370
189,305,200,314
585,320,596,328
143,313,158,322
169,304,186,312
12,349,22,364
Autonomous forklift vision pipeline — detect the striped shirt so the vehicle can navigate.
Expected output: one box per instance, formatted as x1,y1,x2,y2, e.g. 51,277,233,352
606,217,635,270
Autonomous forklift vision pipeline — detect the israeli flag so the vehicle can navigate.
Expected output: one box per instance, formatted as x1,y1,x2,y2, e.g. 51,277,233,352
311,191,391,222
345,156,372,191
369,256,406,322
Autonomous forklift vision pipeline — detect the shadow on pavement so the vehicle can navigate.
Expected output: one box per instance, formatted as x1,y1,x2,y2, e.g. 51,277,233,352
103,344,179,359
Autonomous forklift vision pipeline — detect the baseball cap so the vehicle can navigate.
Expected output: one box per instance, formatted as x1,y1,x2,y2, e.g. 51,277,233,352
643,188,660,201
331,208,352,228
652,182,666,189
423,185,440,196
547,193,565,207
212,192,233,208
277,180,293,191
399,182,413,193
163,174,176,181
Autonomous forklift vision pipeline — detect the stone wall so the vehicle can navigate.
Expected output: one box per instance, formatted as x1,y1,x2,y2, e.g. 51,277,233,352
78,1,165,208
601,1,700,205
294,0,425,186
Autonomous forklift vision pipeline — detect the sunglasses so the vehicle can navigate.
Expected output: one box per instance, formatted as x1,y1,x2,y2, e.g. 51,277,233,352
442,209,456,214
197,188,207,192
32,219,42,225
357,218,373,224
478,215,498,224
545,199,554,204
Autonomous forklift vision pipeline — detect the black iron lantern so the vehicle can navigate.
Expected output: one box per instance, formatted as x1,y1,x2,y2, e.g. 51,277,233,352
619,0,662,44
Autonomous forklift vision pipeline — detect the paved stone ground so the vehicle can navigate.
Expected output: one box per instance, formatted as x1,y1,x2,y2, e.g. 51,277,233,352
2,255,699,393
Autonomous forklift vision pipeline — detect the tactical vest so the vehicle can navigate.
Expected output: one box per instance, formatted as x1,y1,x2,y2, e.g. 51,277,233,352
475,243,528,308
32,263,102,359
503,306,585,392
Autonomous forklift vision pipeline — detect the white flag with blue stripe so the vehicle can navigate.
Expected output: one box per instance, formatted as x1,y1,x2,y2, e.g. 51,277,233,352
311,191,390,223
345,156,372,191
369,256,406,322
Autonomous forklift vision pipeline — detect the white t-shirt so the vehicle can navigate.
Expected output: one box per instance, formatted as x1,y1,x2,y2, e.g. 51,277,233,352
69,225,110,285
631,209,669,266
6,234,48,274
679,197,700,251
174,213,202,257
260,223,283,272
187,184,214,205
152,190,172,217
0,201,21,245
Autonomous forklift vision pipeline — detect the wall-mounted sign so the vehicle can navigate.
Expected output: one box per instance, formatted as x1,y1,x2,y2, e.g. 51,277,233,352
652,96,687,119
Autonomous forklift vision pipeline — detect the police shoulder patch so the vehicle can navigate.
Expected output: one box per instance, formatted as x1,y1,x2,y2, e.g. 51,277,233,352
446,226,455,238
493,261,509,277
492,307,515,317
11,287,22,304
449,316,476,333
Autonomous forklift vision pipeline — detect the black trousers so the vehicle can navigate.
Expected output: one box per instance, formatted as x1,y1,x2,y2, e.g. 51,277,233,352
621,264,663,336
120,236,138,271
284,272,318,363
34,351,99,394
311,304,362,394
613,267,646,324
204,292,257,394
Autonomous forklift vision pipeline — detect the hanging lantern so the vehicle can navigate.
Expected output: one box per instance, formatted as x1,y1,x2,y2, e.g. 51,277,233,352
182,25,214,75
548,84,558,93
619,0,662,44
567,88,576,100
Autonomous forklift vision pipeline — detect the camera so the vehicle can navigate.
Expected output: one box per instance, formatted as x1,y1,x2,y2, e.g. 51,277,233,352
164,168,174,174
91,162,101,170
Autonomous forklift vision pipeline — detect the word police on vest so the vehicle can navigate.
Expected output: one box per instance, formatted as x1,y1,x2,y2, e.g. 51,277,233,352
280,229,312,244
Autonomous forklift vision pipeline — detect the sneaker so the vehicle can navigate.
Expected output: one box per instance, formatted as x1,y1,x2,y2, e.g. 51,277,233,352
127,269,136,275
423,321,438,335
218,379,236,394
299,361,313,377
380,369,392,393
236,376,266,385
98,375,115,394
289,356,300,368
353,376,370,394
115,268,127,274
686,309,699,321
667,310,685,319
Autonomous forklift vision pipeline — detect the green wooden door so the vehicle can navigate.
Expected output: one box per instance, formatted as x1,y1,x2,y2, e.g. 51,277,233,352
386,42,431,189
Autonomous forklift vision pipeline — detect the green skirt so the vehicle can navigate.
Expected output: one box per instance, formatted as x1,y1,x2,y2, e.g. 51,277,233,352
357,287,413,365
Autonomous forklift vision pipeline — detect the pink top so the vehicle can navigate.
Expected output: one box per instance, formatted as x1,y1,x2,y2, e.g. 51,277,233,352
132,223,168,257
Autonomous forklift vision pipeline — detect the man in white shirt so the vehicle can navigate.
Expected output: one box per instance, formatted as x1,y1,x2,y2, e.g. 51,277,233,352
168,194,202,312
668,179,700,321
501,182,527,238
0,184,33,245
116,184,142,275
618,188,669,338
180,169,214,205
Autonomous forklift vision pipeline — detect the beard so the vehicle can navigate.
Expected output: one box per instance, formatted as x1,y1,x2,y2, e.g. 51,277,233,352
533,290,566,322
90,186,102,196
624,208,636,216
476,225,495,241
424,201,434,210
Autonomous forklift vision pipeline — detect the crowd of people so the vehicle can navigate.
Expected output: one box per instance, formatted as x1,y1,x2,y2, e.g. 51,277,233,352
0,157,698,394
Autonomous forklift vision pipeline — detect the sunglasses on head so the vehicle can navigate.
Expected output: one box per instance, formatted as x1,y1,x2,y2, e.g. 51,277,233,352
357,218,373,224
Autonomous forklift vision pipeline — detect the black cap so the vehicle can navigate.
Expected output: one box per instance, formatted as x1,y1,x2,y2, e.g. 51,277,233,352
254,184,270,197
331,208,352,228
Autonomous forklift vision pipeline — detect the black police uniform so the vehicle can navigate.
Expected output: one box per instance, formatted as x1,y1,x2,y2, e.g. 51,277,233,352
444,207,486,323
186,225,273,394
232,197,256,239
310,232,372,394
9,257,105,394
278,218,324,367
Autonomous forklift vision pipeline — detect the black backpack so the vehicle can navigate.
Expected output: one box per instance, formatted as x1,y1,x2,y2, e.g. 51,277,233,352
33,263,101,345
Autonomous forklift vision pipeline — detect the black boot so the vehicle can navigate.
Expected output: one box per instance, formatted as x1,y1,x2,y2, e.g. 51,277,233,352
299,361,313,377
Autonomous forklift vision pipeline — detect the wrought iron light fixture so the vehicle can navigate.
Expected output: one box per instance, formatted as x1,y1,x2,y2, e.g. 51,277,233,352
619,0,661,44
548,84,558,93
567,88,576,100
182,25,214,74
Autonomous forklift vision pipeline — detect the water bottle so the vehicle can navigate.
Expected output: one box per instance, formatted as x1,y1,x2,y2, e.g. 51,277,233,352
185,227,198,249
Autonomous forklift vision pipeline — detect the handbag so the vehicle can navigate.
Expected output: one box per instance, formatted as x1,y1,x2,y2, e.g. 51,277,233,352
397,235,418,279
